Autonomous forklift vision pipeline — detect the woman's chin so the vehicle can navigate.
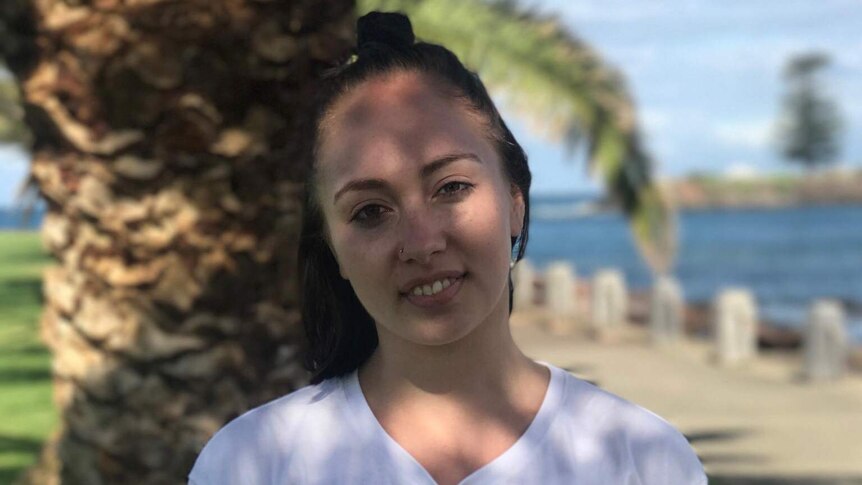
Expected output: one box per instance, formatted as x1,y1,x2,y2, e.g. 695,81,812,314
400,320,480,347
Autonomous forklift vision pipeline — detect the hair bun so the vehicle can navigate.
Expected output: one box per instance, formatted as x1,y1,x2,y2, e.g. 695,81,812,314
357,12,415,51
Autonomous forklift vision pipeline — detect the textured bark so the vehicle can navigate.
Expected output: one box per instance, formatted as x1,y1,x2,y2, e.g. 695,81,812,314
1,1,355,483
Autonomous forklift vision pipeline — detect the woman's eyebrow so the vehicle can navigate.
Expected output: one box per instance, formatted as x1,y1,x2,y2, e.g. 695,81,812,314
333,178,389,203
333,152,481,203
420,152,481,179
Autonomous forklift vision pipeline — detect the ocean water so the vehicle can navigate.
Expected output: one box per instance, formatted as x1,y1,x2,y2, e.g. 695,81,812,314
3,201,861,340
528,196,862,342
0,206,42,230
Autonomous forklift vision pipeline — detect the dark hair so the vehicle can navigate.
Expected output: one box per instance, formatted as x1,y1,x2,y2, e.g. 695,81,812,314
299,11,532,384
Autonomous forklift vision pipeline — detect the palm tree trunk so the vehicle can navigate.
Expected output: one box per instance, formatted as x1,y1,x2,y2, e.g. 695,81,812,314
1,1,354,483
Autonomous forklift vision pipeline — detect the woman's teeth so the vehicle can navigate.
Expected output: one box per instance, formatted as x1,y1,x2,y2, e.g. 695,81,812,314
411,278,453,296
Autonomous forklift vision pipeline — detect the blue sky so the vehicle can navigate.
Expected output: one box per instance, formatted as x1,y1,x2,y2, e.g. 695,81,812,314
515,0,862,194
0,144,28,206
2,0,861,203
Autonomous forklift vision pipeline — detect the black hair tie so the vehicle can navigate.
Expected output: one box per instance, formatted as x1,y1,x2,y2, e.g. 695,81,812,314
357,11,415,52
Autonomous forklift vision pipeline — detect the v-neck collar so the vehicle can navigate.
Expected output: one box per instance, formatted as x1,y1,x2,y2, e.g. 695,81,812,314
341,362,566,484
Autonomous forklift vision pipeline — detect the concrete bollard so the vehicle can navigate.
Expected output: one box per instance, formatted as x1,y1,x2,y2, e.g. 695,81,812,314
803,299,848,381
544,262,577,335
649,275,684,344
712,288,758,366
512,258,536,312
592,269,628,335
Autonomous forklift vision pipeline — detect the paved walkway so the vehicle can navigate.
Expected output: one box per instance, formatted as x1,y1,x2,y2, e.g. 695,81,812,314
511,317,862,483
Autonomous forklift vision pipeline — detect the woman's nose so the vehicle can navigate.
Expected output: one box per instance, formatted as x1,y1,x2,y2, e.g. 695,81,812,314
397,208,446,264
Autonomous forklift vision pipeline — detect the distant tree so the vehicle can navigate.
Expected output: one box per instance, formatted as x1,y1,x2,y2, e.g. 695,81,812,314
776,52,844,170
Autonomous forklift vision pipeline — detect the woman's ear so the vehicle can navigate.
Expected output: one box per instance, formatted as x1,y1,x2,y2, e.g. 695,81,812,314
509,184,525,238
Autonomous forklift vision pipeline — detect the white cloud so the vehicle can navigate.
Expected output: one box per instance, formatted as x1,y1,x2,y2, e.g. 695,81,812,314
639,109,672,132
552,2,672,23
713,120,774,149
725,161,760,180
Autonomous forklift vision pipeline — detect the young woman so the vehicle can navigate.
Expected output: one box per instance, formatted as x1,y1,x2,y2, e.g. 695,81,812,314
189,12,706,485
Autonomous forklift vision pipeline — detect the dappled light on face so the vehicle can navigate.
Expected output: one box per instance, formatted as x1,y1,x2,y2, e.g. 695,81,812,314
319,72,504,214
316,68,520,352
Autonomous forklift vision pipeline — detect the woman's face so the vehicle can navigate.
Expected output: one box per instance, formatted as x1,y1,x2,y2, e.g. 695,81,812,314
316,71,525,347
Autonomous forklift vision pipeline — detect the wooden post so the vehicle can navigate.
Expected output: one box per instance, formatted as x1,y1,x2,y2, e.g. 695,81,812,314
544,262,577,335
592,268,627,338
512,258,536,312
803,299,848,381
649,275,684,344
713,288,758,366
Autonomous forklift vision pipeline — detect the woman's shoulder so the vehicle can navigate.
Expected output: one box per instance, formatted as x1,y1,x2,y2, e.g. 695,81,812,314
221,376,341,434
547,365,706,483
558,370,681,432
548,366,669,427
188,376,348,484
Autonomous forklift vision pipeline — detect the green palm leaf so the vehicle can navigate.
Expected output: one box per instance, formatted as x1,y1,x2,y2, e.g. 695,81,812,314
359,0,677,273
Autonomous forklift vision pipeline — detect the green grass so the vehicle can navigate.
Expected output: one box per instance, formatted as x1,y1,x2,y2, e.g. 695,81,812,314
0,231,54,485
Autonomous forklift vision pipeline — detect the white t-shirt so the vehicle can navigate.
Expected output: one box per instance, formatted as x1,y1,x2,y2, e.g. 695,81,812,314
189,363,707,484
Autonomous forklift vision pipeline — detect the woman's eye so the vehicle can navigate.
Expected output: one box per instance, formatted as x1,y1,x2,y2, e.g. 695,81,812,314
351,204,388,225
437,181,473,197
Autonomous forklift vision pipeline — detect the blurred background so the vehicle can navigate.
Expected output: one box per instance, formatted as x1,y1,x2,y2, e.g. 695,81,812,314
1,0,860,483
516,0,862,342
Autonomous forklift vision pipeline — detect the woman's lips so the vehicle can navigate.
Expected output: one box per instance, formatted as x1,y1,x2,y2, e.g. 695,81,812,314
403,274,465,308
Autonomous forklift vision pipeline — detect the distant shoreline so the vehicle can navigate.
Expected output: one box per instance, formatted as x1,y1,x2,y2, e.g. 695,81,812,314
529,169,862,215
662,169,862,210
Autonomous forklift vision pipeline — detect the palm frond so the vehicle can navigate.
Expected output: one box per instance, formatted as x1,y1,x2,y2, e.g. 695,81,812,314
358,0,676,273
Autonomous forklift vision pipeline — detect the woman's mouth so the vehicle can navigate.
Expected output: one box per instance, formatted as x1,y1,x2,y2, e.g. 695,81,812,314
402,273,465,307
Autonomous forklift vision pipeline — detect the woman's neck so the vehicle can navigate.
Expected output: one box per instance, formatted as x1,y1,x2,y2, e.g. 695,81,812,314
357,299,551,485
358,297,545,409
